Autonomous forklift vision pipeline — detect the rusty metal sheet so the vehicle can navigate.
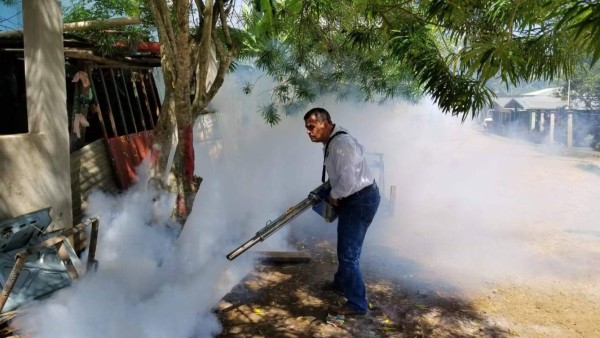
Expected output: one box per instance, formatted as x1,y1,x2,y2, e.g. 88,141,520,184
106,131,154,189
0,208,71,312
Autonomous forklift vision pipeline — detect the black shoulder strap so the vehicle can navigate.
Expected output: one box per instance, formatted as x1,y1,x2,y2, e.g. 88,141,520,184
322,131,348,182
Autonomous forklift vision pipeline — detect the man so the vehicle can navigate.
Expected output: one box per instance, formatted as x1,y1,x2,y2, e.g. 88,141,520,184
304,107,380,316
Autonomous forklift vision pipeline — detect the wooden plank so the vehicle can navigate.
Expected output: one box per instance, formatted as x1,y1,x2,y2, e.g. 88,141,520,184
70,140,108,161
71,181,118,200
73,168,116,188
71,138,119,223
71,160,114,174
72,166,114,181
72,171,117,193
253,251,311,264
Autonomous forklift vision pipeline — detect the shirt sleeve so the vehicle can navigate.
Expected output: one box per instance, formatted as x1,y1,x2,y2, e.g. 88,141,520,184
329,137,361,199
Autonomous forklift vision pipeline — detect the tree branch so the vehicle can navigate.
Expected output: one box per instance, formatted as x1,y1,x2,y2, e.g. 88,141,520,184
217,0,233,46
146,0,177,59
195,0,205,15
204,47,236,106
191,0,215,108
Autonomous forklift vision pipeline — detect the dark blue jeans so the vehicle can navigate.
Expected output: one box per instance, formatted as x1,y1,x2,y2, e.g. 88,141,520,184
333,182,380,312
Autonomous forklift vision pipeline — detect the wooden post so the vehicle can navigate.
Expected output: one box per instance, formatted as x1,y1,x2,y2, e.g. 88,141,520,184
98,69,119,136
87,67,109,139
109,68,131,134
0,253,27,312
567,111,573,148
549,112,555,145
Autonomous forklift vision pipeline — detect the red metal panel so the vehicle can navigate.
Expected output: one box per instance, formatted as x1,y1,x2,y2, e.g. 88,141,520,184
106,131,154,189
132,131,153,160
113,41,161,55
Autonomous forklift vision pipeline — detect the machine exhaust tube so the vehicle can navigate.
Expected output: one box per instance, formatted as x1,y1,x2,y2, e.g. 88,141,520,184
226,183,330,261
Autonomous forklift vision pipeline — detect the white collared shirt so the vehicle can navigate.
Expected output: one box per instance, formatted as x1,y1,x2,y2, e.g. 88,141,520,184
323,125,375,199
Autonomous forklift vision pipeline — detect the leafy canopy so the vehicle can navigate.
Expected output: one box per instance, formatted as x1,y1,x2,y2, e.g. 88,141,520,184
243,0,595,121
20,0,600,123
560,60,600,110
63,0,154,56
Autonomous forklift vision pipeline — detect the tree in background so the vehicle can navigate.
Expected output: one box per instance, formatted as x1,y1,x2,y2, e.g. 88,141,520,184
553,1,600,150
555,1,600,109
562,62,600,110
557,61,600,150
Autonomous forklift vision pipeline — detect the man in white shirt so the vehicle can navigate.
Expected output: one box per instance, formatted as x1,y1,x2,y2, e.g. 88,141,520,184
304,107,380,316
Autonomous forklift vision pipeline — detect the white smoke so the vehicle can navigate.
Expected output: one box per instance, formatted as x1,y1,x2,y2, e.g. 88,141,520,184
18,66,600,336
17,67,320,338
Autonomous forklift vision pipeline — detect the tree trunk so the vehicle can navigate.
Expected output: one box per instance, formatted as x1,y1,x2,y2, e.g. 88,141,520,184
150,88,200,226
146,0,237,228
146,0,199,228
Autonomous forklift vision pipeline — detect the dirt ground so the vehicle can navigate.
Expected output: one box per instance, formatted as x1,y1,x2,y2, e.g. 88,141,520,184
215,131,600,338
216,238,509,338
216,235,600,338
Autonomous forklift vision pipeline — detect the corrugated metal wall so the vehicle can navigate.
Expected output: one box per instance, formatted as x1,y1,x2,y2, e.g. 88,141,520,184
70,139,118,223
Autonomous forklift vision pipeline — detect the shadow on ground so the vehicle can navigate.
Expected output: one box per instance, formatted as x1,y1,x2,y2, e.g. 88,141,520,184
576,162,600,177
215,236,510,338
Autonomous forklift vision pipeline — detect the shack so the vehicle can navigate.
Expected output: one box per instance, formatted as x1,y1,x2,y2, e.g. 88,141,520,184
0,16,162,225
0,1,163,311
484,88,600,147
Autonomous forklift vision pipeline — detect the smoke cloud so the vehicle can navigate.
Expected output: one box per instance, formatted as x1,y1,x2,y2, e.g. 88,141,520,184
18,66,600,336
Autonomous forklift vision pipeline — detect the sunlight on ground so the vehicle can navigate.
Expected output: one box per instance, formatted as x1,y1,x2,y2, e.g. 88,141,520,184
293,289,324,307
473,281,600,337
244,270,292,292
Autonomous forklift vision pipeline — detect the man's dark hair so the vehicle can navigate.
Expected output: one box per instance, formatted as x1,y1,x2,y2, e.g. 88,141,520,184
304,107,332,124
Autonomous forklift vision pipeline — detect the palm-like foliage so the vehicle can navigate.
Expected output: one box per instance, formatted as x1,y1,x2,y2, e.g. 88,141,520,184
556,1,600,65
389,22,494,120
55,0,600,123
0,0,18,6
63,0,154,56
245,0,597,122
242,0,421,121
425,0,580,84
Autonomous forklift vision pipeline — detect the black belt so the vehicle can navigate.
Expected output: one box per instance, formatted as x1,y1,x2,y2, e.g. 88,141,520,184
339,181,377,202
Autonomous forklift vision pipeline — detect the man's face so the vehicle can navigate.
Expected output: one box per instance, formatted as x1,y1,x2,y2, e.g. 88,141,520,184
304,114,332,143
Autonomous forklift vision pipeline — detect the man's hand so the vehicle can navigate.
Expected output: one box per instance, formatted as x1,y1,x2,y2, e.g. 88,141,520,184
328,195,338,207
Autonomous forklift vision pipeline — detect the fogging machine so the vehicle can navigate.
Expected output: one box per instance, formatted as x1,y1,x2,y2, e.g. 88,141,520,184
226,182,337,261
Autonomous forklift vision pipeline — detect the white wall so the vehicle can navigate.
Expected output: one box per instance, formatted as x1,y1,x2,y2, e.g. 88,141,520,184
0,0,72,230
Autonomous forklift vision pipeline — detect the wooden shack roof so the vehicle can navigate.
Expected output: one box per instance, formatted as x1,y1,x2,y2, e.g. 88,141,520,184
504,96,567,111
0,34,160,68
